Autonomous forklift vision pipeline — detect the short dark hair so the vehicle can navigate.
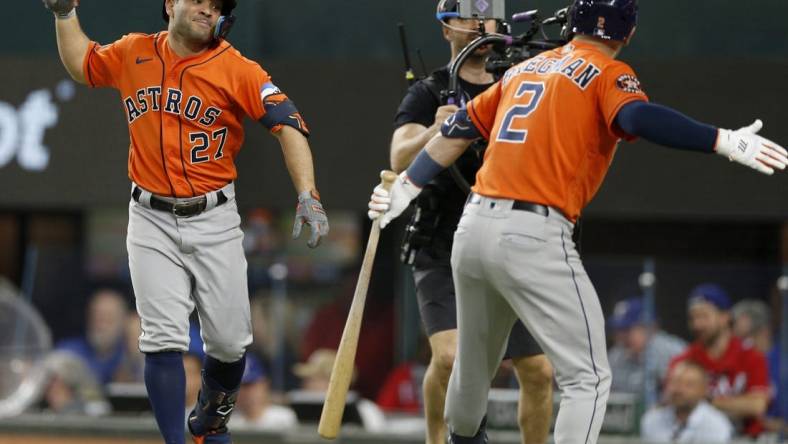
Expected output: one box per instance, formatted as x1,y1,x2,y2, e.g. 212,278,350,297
672,359,709,383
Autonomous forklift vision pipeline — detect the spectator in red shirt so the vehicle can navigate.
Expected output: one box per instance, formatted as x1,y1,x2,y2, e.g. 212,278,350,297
376,362,425,414
669,283,771,438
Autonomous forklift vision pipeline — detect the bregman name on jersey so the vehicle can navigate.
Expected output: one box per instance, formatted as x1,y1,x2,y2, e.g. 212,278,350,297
502,54,602,91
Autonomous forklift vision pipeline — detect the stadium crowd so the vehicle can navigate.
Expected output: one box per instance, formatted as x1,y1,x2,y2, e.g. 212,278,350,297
20,277,784,443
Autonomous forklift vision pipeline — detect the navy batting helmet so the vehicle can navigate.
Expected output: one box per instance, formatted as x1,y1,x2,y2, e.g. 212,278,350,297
568,0,638,41
161,0,237,22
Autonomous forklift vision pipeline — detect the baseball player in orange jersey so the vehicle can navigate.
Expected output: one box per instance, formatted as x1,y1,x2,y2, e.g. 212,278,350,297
43,0,328,443
369,0,788,443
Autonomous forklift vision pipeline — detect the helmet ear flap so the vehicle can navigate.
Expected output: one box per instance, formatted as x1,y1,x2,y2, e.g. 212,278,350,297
213,15,236,40
161,0,238,36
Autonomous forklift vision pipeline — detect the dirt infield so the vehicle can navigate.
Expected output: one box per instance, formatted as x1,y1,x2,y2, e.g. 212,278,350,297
0,435,162,444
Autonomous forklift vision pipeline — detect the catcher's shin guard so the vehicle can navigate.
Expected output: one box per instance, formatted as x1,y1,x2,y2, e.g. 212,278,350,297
187,372,239,440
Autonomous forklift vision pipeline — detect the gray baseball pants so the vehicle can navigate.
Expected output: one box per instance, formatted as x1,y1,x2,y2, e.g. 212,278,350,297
445,194,611,444
127,182,252,363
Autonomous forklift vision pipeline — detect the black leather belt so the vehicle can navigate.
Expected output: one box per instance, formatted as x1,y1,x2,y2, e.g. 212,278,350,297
132,186,228,217
468,192,549,217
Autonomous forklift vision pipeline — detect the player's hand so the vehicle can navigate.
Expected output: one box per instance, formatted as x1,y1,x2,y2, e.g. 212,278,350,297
715,120,788,175
368,171,422,229
43,0,78,18
293,190,329,248
433,105,459,129
367,185,391,221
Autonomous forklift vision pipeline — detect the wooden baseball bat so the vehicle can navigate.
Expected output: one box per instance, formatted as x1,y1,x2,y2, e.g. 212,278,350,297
318,170,398,440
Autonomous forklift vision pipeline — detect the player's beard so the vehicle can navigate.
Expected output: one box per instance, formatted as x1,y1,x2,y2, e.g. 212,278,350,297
460,35,491,62
171,15,214,48
467,47,490,62
699,324,724,348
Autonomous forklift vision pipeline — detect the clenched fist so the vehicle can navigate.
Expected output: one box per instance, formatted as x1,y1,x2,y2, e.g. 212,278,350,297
43,0,78,18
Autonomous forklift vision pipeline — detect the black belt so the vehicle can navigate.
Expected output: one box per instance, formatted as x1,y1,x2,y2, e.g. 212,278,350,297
132,186,228,217
468,193,549,217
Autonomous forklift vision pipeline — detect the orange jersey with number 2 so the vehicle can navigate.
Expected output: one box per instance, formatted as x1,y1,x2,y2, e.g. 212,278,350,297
83,32,308,197
467,40,648,221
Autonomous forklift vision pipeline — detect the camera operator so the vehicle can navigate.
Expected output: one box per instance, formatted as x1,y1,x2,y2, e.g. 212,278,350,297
389,1,553,443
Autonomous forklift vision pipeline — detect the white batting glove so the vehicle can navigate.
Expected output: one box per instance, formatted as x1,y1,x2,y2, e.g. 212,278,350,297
367,185,391,220
367,171,422,229
715,120,788,175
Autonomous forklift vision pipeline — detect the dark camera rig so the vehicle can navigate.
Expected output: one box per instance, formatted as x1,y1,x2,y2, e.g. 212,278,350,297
395,6,572,264
444,7,570,105
441,7,570,192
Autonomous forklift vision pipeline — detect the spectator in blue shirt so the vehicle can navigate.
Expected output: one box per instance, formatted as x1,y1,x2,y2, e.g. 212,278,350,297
607,297,686,407
56,289,129,385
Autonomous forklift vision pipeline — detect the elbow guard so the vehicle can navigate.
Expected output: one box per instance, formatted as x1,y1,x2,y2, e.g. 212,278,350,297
259,83,310,137
441,108,482,140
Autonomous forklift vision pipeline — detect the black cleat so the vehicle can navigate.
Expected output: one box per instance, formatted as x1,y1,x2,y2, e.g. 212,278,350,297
448,416,488,444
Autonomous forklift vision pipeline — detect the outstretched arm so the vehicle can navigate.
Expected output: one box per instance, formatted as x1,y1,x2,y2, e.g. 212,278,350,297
273,126,329,248
615,101,787,175
44,0,90,84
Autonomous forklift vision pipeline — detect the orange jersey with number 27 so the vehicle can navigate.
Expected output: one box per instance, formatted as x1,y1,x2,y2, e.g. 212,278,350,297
83,31,308,197
467,40,648,221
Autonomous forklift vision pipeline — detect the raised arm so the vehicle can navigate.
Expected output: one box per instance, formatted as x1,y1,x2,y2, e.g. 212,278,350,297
44,0,90,84
390,123,432,173
390,104,458,173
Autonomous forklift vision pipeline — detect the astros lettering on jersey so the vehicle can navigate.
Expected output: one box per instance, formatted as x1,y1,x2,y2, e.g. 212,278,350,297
467,40,648,221
83,32,309,197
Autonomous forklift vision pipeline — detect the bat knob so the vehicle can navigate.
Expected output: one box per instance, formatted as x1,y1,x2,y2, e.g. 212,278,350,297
380,170,398,189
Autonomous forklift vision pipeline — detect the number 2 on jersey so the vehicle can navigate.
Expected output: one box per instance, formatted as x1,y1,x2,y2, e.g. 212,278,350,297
495,81,545,144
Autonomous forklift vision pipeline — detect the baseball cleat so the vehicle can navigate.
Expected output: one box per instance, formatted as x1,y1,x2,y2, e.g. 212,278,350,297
448,416,488,444
190,431,232,444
